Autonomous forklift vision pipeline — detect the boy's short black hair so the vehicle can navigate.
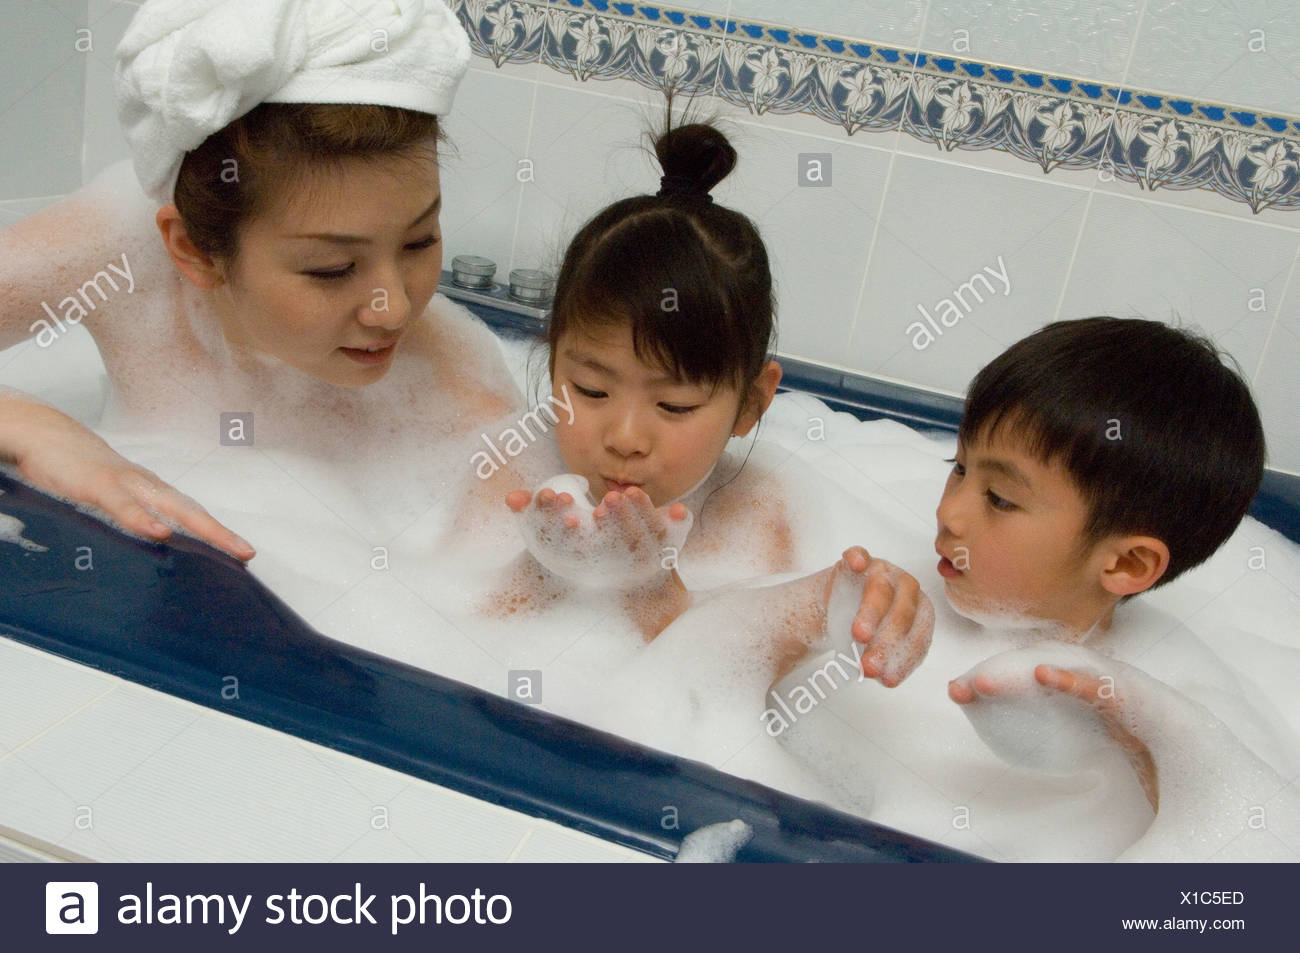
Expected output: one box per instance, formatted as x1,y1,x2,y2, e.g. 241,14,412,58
960,317,1266,587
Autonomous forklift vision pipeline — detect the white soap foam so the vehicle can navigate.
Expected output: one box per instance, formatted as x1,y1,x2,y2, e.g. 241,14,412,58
951,643,1300,862
3,317,1298,863
0,488,49,552
953,643,1121,776
674,819,754,863
514,473,694,590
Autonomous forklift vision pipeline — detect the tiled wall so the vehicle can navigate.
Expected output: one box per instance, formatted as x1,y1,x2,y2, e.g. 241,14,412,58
0,0,88,209
441,0,1300,474
1,0,1297,473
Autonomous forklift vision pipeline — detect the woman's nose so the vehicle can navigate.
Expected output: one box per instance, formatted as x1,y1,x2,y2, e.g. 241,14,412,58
358,270,412,330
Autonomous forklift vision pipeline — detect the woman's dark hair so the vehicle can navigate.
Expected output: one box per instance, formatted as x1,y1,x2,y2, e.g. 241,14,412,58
174,103,442,262
547,121,774,396
960,316,1266,587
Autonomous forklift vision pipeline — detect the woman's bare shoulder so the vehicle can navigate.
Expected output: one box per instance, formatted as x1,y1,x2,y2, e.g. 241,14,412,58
410,294,522,421
1,160,168,351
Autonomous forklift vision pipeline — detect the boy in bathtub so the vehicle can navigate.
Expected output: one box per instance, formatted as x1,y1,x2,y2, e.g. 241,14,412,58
934,316,1263,641
935,317,1298,859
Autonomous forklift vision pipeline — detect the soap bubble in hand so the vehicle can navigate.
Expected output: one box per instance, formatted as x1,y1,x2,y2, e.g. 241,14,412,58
506,474,694,590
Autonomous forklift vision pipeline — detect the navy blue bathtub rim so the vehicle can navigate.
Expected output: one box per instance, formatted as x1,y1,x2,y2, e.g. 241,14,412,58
473,300,1300,547
0,472,979,864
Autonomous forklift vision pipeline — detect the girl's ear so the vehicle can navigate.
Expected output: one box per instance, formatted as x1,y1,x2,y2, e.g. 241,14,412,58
156,205,226,289
1098,534,1170,597
733,360,782,437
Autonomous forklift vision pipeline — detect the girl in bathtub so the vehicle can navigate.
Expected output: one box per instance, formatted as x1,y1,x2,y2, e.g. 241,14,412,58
483,121,933,688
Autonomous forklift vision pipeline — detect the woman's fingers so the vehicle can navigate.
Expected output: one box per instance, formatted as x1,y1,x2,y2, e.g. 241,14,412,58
109,471,255,560
92,479,173,540
153,493,256,561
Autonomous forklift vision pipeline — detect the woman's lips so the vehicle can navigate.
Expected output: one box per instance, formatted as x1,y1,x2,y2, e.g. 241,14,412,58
340,342,397,365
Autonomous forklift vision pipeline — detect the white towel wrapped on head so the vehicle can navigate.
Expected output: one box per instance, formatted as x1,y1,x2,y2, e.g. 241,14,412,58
115,0,471,203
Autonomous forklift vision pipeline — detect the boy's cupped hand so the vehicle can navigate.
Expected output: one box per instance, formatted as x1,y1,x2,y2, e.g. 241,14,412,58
827,546,935,687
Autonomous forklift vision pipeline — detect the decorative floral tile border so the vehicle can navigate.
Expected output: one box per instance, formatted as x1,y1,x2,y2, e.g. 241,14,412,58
452,0,1300,214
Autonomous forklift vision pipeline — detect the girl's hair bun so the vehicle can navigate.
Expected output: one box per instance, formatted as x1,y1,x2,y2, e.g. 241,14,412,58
653,123,737,196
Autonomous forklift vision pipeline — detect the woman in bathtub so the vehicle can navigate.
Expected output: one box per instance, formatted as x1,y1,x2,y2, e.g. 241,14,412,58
0,0,932,681
0,0,510,561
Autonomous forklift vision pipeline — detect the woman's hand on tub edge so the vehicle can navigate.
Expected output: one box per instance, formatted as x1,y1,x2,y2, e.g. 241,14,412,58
4,401,256,561
833,546,934,687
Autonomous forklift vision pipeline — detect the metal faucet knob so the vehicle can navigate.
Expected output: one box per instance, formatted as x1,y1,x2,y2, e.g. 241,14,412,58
450,255,497,290
508,268,555,304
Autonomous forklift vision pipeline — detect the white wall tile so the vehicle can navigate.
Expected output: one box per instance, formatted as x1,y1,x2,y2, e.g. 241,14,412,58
0,639,115,756
1059,192,1300,385
0,0,89,200
1255,257,1300,474
726,123,892,365
81,0,136,184
726,0,926,44
918,0,1141,83
513,82,668,276
440,66,539,282
0,684,198,808
1125,0,1300,116
848,152,1090,393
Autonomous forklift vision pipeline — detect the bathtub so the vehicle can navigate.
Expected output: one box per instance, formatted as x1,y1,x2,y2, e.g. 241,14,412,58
2,291,1296,863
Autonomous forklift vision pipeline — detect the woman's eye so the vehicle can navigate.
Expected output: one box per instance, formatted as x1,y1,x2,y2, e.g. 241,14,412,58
572,384,606,399
946,457,966,477
304,264,355,280
405,234,440,251
659,403,698,415
986,490,1016,511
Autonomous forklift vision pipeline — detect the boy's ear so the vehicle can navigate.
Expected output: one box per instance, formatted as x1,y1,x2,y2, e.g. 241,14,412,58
156,204,226,290
733,360,782,437
1098,535,1170,597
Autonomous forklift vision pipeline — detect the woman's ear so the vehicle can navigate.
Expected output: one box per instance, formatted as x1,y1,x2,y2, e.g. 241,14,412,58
156,205,225,289
1098,535,1170,597
733,360,783,437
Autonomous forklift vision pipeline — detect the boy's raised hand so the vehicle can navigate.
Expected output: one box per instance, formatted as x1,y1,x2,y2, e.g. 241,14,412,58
506,477,693,590
826,546,934,687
